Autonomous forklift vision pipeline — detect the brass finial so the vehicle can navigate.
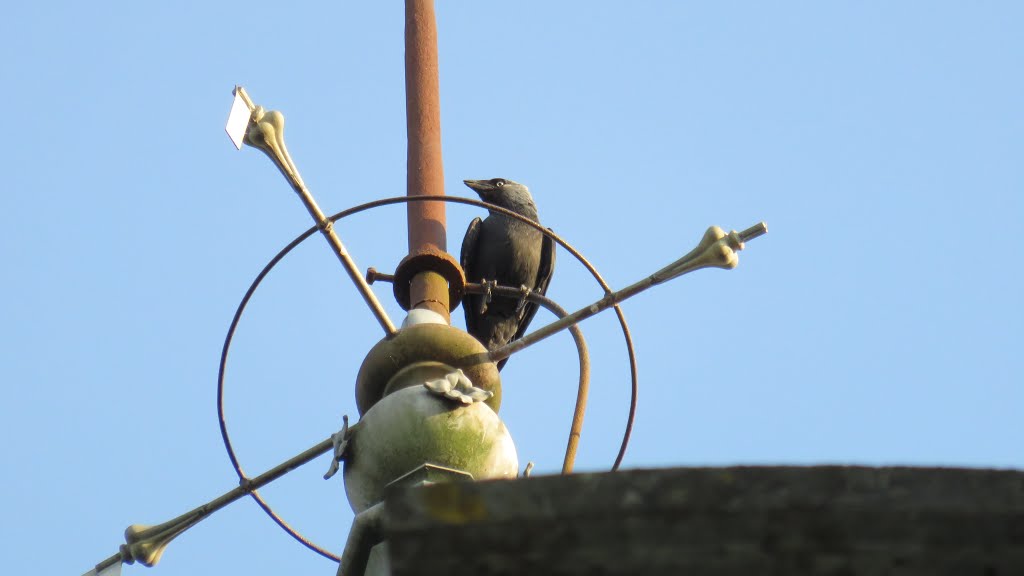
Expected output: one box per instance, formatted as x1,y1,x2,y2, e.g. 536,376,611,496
225,86,398,335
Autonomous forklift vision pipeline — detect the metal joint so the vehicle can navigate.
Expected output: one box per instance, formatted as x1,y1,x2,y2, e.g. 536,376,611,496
392,248,466,312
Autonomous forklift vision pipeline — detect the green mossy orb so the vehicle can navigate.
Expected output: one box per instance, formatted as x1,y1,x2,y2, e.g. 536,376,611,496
344,385,517,513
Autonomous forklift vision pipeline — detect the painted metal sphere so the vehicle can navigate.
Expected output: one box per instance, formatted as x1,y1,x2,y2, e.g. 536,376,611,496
343,385,518,513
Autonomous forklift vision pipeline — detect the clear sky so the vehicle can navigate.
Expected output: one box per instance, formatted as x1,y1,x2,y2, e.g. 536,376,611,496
3,2,1021,575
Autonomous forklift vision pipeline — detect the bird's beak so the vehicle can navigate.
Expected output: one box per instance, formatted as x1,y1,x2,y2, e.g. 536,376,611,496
463,179,491,194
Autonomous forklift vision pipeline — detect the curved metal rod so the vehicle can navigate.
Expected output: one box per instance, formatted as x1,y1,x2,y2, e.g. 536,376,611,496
484,286,589,474
453,281,590,473
367,270,592,473
217,194,638,561
216,225,339,562
610,305,638,470
327,194,638,470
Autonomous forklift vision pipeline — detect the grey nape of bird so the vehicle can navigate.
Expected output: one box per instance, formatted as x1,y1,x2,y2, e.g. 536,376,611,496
460,178,556,371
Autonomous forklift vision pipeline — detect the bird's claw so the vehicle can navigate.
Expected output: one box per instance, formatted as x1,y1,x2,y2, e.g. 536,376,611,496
323,415,350,480
479,279,497,315
515,285,532,313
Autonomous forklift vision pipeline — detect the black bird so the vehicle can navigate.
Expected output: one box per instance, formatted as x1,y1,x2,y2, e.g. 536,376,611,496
461,178,555,370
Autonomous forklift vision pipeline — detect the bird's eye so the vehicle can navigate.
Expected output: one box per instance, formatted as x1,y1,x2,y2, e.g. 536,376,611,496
494,179,505,187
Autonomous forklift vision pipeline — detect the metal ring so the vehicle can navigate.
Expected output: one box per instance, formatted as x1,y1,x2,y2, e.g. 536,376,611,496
391,247,466,311
217,194,640,561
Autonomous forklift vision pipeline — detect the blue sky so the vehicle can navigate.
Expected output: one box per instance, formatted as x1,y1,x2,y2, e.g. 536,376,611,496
3,2,1022,574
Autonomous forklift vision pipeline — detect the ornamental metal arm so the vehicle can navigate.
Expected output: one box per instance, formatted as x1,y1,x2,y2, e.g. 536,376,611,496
82,435,337,574
226,86,397,335
651,222,768,284
488,222,768,364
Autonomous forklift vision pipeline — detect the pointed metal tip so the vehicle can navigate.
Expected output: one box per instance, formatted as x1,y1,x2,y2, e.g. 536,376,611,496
739,221,768,243
83,553,123,576
231,85,255,111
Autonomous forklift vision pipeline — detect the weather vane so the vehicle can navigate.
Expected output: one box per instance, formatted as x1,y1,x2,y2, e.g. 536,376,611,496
84,2,765,575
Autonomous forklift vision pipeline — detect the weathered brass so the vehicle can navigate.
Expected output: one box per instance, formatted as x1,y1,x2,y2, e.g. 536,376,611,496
85,435,336,572
488,222,767,364
123,519,192,567
234,86,398,336
356,323,500,416
650,222,768,283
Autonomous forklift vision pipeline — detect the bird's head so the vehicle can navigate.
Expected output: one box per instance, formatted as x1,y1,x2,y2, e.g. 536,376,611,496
463,178,537,216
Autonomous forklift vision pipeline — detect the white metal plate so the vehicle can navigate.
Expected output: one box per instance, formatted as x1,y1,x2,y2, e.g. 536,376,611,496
225,89,251,150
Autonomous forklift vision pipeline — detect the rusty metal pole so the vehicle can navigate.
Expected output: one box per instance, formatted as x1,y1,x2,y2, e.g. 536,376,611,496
404,0,450,321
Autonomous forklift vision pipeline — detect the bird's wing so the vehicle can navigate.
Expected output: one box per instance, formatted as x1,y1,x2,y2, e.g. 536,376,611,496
460,216,483,335
497,230,556,371
534,230,557,299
